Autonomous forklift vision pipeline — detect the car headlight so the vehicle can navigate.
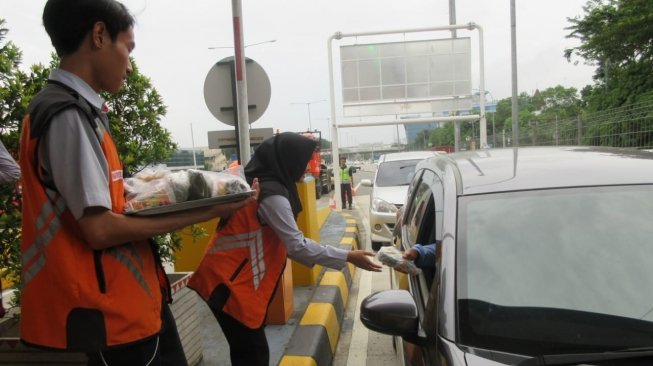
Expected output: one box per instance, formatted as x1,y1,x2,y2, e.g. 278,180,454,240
371,198,398,214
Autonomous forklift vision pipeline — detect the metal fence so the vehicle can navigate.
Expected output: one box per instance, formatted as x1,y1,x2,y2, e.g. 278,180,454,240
503,99,653,150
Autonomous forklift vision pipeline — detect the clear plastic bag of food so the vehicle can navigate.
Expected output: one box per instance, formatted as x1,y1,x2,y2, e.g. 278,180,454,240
123,166,252,213
124,166,178,213
376,246,422,275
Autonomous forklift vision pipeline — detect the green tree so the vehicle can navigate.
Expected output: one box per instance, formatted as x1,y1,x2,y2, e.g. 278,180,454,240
0,18,30,292
532,86,583,118
565,0,653,109
430,122,455,147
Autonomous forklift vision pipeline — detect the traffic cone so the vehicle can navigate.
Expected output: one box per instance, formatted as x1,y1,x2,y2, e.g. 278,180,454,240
328,194,336,209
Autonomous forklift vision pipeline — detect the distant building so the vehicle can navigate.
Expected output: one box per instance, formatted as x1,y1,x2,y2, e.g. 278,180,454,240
163,148,205,169
203,148,228,171
162,148,230,171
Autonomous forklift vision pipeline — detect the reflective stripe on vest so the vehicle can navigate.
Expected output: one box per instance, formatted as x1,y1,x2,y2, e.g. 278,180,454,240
188,201,288,329
208,229,265,290
106,245,152,296
22,189,65,286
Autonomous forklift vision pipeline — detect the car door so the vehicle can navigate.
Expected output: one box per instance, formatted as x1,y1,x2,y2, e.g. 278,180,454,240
398,167,444,365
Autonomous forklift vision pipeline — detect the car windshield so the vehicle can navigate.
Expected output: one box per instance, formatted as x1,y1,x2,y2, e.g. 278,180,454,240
457,185,653,356
375,159,422,187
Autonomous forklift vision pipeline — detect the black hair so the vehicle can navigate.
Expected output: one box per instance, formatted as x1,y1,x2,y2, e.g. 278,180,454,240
43,0,135,56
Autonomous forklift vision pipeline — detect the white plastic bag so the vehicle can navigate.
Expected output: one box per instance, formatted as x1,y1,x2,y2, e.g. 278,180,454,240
123,166,177,213
376,246,422,275
124,166,251,213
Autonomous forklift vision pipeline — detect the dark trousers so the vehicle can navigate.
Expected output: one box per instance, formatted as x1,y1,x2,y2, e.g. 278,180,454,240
210,307,269,366
341,183,352,207
86,303,187,366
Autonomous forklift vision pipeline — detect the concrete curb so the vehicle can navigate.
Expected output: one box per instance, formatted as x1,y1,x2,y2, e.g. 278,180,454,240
278,212,359,366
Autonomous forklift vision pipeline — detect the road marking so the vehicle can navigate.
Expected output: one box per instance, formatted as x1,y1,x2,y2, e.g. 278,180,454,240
345,194,372,366
346,269,371,366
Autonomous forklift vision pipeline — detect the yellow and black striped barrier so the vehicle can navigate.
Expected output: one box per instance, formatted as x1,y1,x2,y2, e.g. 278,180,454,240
279,212,359,366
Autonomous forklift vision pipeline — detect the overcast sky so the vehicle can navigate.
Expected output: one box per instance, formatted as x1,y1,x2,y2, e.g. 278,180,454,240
2,0,596,148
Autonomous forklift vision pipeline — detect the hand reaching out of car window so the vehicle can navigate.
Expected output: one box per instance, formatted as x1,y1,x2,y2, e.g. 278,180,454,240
402,247,419,261
402,243,438,269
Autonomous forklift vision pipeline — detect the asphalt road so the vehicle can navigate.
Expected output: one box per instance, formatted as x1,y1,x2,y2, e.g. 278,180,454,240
332,166,402,366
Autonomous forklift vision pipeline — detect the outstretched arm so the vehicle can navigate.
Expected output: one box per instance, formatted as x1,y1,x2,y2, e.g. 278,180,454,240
259,195,381,272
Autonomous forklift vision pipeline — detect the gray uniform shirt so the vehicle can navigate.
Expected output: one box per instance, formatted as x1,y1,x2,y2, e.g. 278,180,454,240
40,69,112,220
258,195,348,269
0,139,20,184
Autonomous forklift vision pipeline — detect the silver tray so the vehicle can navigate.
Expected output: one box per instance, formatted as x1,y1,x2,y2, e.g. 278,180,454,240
126,190,255,216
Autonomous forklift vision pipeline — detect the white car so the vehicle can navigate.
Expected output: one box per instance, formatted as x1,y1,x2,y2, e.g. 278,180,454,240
361,150,438,251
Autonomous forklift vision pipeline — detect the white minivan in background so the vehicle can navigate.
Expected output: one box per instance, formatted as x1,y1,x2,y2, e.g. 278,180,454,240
360,150,438,251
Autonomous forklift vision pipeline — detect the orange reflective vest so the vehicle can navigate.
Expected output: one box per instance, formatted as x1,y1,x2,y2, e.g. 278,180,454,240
19,82,167,351
189,200,287,329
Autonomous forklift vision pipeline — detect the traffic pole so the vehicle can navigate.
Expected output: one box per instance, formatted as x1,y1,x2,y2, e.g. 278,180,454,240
232,0,251,165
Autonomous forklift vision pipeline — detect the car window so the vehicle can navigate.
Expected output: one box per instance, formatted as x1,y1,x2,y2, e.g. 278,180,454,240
405,170,441,247
375,159,423,187
457,185,653,355
404,170,444,290
405,178,432,246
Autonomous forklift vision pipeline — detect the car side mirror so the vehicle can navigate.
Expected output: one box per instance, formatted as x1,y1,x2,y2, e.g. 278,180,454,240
360,290,427,346
361,178,373,187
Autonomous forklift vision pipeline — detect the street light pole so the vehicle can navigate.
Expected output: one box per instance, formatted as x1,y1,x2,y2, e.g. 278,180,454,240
190,122,197,168
307,104,313,131
510,0,520,147
292,99,326,131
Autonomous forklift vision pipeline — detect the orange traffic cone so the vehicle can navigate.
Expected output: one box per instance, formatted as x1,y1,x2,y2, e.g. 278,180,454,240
328,194,336,209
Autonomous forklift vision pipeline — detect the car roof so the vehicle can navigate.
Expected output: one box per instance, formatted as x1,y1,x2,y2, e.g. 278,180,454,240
378,150,438,163
420,146,653,195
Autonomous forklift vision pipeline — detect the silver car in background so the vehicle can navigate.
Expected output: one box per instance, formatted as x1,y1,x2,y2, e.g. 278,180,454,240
361,150,437,251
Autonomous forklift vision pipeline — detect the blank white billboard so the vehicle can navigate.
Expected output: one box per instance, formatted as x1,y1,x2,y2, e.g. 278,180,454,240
340,38,472,117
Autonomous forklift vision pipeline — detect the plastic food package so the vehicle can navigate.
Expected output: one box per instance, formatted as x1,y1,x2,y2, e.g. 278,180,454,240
123,166,251,213
376,246,422,276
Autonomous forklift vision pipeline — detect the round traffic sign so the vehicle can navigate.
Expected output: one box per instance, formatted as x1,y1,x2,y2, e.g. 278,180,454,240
203,56,271,126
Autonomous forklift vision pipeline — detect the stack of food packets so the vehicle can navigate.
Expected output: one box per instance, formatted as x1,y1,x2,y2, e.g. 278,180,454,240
123,165,251,213
376,246,422,275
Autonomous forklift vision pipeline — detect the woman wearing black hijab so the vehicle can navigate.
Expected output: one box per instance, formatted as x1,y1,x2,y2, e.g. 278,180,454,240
189,133,381,366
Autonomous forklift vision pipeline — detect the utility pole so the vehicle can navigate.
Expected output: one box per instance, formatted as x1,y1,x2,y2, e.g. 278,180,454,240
231,0,251,164
449,0,462,151
510,0,520,147
449,0,457,38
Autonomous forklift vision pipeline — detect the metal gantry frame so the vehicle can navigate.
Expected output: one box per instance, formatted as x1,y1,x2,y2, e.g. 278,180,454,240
327,23,487,210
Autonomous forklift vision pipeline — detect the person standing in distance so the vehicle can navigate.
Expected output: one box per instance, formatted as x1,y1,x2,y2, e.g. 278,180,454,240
339,156,354,210
19,1,256,364
189,133,382,366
